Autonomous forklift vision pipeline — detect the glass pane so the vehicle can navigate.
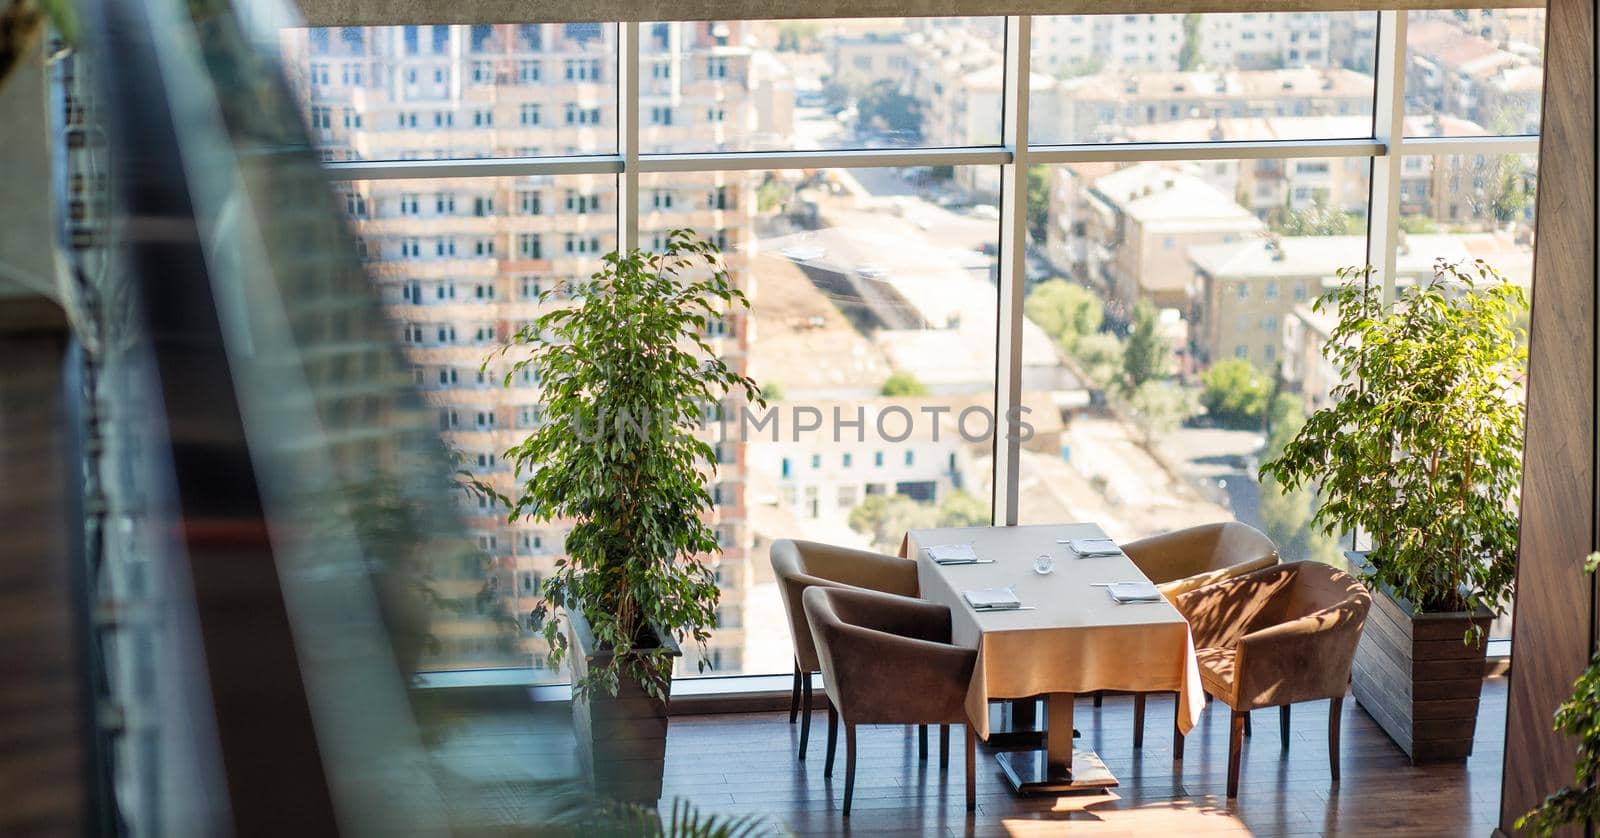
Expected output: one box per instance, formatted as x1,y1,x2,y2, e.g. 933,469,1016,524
640,166,1000,678
339,174,617,676
1405,9,1546,136
1402,151,1536,641
1398,152,1537,285
1017,158,1370,570
282,24,619,160
639,19,1004,153
1029,13,1379,145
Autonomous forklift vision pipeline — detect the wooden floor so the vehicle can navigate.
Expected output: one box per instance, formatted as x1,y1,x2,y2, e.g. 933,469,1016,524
423,678,1508,836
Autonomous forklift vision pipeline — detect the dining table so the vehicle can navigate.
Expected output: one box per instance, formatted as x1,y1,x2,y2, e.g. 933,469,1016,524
901,522,1206,794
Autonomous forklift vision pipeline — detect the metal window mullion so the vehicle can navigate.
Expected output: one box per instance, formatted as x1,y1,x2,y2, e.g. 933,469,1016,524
637,145,1012,172
1028,138,1385,164
993,15,1030,528
1367,9,1407,306
1396,135,1541,156
325,155,625,180
618,21,640,251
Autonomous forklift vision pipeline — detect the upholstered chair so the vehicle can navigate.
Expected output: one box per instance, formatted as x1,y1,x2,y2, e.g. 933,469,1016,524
770,539,920,761
1115,522,1279,740
802,586,978,816
1172,561,1372,798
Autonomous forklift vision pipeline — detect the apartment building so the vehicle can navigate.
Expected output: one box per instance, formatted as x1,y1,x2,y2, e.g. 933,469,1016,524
1031,13,1187,75
1077,162,1264,313
1051,66,1374,143
1189,234,1359,370
282,22,761,677
1197,12,1333,70
1406,17,1544,135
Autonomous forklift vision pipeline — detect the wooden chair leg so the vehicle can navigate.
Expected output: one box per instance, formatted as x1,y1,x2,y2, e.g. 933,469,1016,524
824,702,839,777
1244,711,1252,738
1227,709,1246,799
965,725,976,812
1173,712,1185,761
798,675,813,760
919,723,928,761
844,723,858,817
939,724,951,771
789,662,801,724
1328,696,1343,785
1280,705,1291,751
1093,692,1103,708
1133,693,1146,749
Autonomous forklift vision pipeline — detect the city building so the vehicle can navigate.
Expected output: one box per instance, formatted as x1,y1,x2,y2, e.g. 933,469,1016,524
1077,162,1264,313
1197,12,1333,70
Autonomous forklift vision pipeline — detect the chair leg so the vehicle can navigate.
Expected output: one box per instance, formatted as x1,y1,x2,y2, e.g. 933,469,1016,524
1227,709,1246,799
965,725,976,812
1280,705,1291,752
1133,693,1146,749
789,662,801,724
798,675,813,761
844,723,858,817
824,702,839,777
1093,692,1103,708
1328,696,1343,785
1244,711,1252,738
939,724,951,772
1173,712,1185,761
919,723,928,761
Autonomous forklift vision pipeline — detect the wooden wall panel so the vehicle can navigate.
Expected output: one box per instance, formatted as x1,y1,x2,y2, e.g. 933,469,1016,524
0,301,88,836
1498,0,1597,832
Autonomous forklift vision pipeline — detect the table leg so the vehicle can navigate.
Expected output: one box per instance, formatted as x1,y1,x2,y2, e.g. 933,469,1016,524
994,693,1118,795
1047,692,1074,777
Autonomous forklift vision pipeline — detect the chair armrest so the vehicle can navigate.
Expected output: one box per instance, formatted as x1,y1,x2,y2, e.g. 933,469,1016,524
1234,600,1367,709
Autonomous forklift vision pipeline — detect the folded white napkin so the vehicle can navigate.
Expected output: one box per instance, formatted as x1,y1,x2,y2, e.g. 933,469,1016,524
926,543,978,564
1105,581,1163,603
964,587,1023,611
1067,537,1121,557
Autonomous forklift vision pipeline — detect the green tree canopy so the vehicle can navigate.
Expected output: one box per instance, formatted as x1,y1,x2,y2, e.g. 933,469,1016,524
1025,278,1105,352
855,79,922,141
1200,358,1273,429
1073,332,1125,390
847,490,988,552
880,370,929,397
1026,165,1051,242
1125,380,1198,443
1121,300,1169,391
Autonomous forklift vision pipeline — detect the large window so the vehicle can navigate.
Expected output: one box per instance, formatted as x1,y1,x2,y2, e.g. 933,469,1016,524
286,9,1543,677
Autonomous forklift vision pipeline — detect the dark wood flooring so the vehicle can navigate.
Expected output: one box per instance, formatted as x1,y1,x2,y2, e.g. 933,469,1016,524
424,678,1508,836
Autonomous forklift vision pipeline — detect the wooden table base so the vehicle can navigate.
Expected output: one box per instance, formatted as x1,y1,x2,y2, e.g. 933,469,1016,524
996,748,1119,794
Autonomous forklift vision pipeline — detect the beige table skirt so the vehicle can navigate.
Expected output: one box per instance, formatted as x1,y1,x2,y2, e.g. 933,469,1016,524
903,524,1206,740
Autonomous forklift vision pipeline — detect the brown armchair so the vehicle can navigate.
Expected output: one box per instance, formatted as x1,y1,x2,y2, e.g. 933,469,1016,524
802,586,978,816
770,539,919,761
1116,522,1279,741
1172,561,1372,798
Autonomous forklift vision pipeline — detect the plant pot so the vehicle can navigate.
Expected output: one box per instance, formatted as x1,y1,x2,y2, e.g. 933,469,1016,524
565,607,682,803
1346,552,1493,763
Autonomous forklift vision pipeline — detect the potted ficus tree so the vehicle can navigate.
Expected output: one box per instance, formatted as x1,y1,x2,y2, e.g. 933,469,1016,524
492,229,762,803
1260,258,1526,763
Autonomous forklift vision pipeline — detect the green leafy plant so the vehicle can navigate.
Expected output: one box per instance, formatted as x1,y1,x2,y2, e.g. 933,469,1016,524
1519,555,1600,836
1260,259,1526,632
492,229,762,699
1,0,77,88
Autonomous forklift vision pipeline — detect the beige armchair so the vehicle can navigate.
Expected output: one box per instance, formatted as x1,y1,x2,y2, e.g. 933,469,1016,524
1116,522,1279,741
803,586,978,816
770,539,919,761
1172,561,1372,798
1121,521,1280,602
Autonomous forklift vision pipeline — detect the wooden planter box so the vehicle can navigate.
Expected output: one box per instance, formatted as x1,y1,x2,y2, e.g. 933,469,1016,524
566,608,681,803
1347,555,1492,763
